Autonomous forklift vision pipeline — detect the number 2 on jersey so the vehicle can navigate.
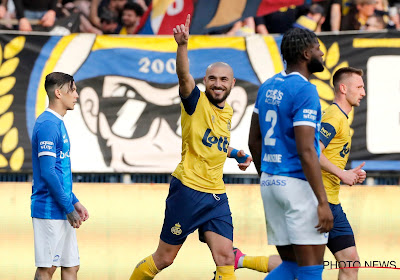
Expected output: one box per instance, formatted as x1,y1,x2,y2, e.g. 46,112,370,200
264,110,277,146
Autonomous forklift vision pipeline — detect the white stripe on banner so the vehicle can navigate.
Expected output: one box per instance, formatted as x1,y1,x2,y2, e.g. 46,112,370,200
245,34,275,83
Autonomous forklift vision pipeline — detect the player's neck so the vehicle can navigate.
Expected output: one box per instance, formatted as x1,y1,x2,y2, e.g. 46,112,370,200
285,65,310,80
333,99,352,115
48,103,67,117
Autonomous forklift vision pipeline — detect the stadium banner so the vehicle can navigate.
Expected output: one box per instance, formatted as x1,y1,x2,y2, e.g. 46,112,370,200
1,183,400,279
0,32,399,173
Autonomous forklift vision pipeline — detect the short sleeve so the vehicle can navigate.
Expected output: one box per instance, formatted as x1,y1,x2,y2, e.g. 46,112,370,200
37,121,59,158
180,86,200,116
292,84,320,128
319,113,340,147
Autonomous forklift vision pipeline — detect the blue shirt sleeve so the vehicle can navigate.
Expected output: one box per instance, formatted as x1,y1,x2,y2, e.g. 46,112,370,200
37,121,58,158
292,84,320,128
180,86,200,115
39,156,75,214
71,193,79,205
319,122,337,147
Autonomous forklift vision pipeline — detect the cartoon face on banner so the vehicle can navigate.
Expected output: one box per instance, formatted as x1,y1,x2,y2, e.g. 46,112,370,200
23,34,262,173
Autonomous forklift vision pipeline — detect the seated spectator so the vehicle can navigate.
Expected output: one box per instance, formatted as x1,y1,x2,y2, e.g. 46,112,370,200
363,13,387,29
13,0,58,31
225,17,255,36
341,0,376,30
90,0,127,28
293,3,326,32
119,1,143,34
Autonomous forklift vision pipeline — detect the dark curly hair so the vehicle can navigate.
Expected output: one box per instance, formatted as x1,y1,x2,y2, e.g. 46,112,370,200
281,28,318,66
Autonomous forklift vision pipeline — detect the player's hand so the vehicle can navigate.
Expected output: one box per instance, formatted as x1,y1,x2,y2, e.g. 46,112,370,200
173,14,190,46
315,202,333,233
74,201,89,222
67,209,82,228
350,162,366,184
339,169,359,186
237,150,253,171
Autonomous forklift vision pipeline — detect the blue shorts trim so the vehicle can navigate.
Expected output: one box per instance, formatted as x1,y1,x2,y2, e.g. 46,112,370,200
328,203,354,239
160,177,233,245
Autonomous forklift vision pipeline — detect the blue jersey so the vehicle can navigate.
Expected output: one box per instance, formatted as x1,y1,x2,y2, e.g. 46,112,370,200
31,109,78,219
254,71,321,180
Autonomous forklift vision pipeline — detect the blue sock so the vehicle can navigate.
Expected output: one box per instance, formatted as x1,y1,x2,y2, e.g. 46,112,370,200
297,265,323,280
264,260,298,280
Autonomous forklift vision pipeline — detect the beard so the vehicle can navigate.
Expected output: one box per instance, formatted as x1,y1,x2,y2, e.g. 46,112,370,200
307,57,324,73
205,88,231,106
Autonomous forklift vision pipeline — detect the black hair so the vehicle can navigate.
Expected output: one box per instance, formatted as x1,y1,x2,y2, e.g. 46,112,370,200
280,28,318,66
123,1,144,17
44,72,74,100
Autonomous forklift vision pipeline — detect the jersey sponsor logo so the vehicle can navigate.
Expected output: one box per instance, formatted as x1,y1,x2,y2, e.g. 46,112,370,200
40,141,54,150
265,89,283,106
340,142,350,158
60,150,70,159
320,127,331,139
202,128,229,152
263,153,282,163
171,223,182,235
303,109,317,121
261,178,287,187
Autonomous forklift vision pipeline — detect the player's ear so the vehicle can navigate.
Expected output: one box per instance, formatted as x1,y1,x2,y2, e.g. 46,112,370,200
226,85,247,130
79,87,99,134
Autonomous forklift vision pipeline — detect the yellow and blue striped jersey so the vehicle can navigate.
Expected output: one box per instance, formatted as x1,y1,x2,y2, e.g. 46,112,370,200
172,86,232,194
319,103,352,205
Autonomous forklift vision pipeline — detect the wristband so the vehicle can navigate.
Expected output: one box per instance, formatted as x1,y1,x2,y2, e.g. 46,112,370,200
230,149,249,164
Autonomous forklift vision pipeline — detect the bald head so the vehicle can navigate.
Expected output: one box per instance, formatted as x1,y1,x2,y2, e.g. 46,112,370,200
206,62,234,79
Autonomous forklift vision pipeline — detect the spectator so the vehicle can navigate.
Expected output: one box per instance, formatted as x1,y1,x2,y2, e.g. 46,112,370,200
99,7,119,34
255,5,300,34
341,0,376,30
293,3,326,32
363,13,387,29
90,0,127,28
225,17,255,36
119,1,143,34
319,0,343,31
13,0,58,31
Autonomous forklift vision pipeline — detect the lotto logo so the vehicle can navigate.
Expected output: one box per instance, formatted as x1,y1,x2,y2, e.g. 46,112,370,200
202,129,229,152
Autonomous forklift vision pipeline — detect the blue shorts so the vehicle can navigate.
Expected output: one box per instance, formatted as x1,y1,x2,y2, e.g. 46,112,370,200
327,203,355,254
160,177,233,245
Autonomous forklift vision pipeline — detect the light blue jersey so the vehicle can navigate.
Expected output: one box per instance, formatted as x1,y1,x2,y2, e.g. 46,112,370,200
31,109,78,219
254,71,321,180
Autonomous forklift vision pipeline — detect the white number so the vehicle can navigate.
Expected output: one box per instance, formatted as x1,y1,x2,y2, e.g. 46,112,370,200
138,57,150,73
151,59,164,74
139,57,176,74
264,110,277,146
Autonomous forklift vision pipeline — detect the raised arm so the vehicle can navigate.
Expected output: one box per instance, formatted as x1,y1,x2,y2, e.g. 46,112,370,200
173,14,195,98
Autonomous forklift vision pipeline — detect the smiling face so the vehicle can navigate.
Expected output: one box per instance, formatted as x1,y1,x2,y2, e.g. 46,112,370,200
203,63,236,107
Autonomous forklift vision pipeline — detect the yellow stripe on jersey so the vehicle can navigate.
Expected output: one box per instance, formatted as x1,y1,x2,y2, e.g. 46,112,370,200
172,91,233,194
320,104,352,205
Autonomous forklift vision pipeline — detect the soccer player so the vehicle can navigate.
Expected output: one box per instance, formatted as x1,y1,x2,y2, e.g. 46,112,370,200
129,14,252,280
319,67,366,279
31,72,89,280
248,28,333,280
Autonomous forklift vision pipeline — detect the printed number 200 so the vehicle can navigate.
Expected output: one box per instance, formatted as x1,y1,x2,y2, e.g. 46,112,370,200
264,110,277,146
139,57,176,74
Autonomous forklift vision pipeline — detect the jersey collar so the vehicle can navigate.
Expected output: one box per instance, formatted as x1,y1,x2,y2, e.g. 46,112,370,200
333,103,348,119
281,71,308,82
46,108,63,120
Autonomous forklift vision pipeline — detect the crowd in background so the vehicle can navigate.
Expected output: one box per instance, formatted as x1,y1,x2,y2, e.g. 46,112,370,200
0,0,399,35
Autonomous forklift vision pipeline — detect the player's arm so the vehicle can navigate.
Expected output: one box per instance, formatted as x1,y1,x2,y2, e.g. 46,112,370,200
330,3,341,32
295,125,333,233
248,112,262,176
173,14,195,98
227,146,252,171
319,141,359,186
37,123,82,228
